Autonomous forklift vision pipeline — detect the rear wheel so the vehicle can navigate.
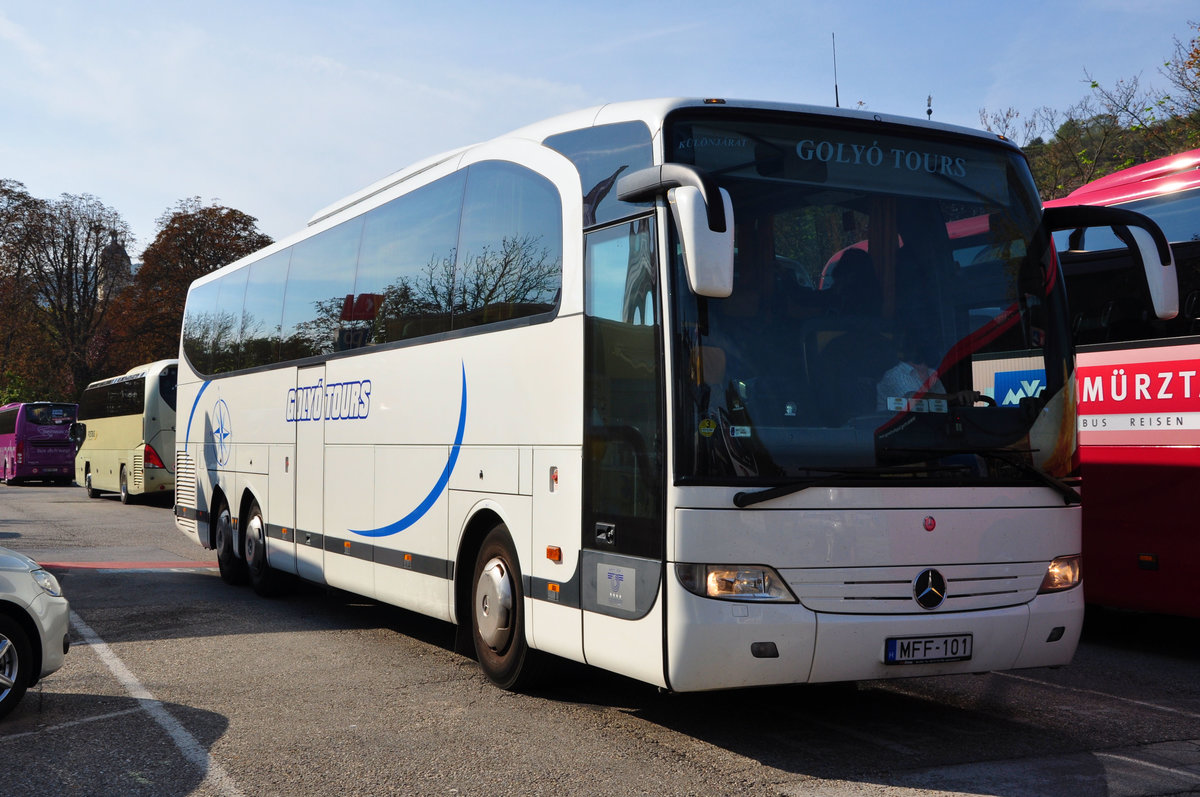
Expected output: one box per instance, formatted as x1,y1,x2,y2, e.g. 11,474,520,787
119,466,131,505
471,524,539,691
0,614,32,720
244,500,285,597
214,498,248,586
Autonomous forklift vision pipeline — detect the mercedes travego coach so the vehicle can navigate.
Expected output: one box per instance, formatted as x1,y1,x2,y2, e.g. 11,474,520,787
172,98,1171,691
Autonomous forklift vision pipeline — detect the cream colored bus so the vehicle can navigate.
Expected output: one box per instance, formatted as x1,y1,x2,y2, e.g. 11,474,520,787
75,359,177,503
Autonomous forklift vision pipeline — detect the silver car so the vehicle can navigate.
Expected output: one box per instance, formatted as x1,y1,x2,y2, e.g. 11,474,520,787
0,546,70,719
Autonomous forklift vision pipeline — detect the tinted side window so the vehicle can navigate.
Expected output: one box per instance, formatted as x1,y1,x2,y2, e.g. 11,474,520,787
211,267,249,373
452,161,562,331
158,365,178,411
350,171,466,346
79,378,146,420
240,249,291,368
544,121,653,228
280,218,364,361
181,280,221,374
0,408,15,435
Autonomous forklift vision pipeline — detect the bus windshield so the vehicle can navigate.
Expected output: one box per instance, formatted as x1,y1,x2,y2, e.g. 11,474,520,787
24,404,76,426
666,111,1072,483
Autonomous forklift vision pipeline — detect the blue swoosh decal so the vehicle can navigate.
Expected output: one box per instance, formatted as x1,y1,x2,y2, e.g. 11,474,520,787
349,363,467,538
184,380,212,446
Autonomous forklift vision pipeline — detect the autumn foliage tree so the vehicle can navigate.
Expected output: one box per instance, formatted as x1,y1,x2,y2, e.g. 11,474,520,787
106,198,273,367
0,181,133,398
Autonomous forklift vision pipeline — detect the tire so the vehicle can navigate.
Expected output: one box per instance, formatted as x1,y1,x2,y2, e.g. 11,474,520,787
119,466,131,505
85,471,100,499
244,500,285,597
470,524,539,691
0,614,32,721
214,498,248,586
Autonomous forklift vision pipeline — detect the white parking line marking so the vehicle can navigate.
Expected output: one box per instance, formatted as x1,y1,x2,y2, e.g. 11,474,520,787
997,671,1200,720
69,611,246,797
1096,751,1200,782
0,707,142,742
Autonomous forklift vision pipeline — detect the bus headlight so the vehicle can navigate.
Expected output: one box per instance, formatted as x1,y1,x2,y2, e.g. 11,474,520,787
1038,555,1082,593
676,564,797,603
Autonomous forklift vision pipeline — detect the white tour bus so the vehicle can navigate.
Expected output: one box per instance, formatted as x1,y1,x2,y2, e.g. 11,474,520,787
76,359,178,503
174,98,1169,692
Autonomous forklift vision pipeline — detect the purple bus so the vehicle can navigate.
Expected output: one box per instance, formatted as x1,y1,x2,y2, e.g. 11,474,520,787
0,402,78,485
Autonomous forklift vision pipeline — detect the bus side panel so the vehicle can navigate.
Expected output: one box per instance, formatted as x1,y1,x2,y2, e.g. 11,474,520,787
1079,444,1200,617
529,447,584,663
295,365,326,584
369,445,456,620
267,442,297,575
323,444,376,597
79,414,140,493
582,592,667,688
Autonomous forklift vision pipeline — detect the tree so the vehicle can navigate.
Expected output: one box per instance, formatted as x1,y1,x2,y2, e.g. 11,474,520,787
981,22,1200,200
106,198,273,368
0,180,47,399
1,189,132,397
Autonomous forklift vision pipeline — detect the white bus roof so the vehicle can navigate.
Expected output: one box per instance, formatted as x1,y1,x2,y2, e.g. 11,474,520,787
307,97,1010,228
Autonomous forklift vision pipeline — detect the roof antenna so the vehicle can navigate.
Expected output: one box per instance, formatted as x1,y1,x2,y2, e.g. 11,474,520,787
832,33,840,108
926,94,933,121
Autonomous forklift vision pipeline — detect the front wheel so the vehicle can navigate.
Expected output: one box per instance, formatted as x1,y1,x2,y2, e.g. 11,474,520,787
214,499,248,586
0,614,32,720
470,524,539,691
85,471,100,499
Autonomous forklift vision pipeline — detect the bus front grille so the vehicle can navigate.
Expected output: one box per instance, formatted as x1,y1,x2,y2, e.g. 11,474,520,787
784,562,1047,614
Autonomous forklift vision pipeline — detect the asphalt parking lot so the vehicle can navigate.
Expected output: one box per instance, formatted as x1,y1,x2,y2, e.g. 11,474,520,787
2,483,1199,796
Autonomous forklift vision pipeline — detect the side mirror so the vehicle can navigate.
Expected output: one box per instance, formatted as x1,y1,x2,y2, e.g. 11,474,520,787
668,185,734,297
69,422,85,452
1043,205,1178,320
617,164,735,298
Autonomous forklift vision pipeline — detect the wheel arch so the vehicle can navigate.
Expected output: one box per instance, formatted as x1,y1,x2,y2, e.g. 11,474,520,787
206,484,231,551
237,487,263,558
453,507,505,632
0,601,42,687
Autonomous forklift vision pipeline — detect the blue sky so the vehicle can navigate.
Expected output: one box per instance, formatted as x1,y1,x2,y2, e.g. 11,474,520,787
1,1,1194,256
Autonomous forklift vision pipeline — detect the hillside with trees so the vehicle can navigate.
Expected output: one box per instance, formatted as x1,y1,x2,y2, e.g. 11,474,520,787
982,21,1200,200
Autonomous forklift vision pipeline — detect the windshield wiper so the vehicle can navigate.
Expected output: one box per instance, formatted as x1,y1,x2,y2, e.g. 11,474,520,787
732,464,969,508
973,449,1081,505
883,447,1081,506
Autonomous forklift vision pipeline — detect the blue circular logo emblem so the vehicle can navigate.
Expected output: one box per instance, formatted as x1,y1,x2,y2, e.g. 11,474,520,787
213,399,232,467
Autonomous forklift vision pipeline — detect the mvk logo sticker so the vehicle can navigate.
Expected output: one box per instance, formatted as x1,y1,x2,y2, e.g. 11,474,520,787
994,369,1046,406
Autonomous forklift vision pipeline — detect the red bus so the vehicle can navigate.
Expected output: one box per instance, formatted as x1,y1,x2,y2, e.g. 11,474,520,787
0,402,78,485
1047,149,1200,617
